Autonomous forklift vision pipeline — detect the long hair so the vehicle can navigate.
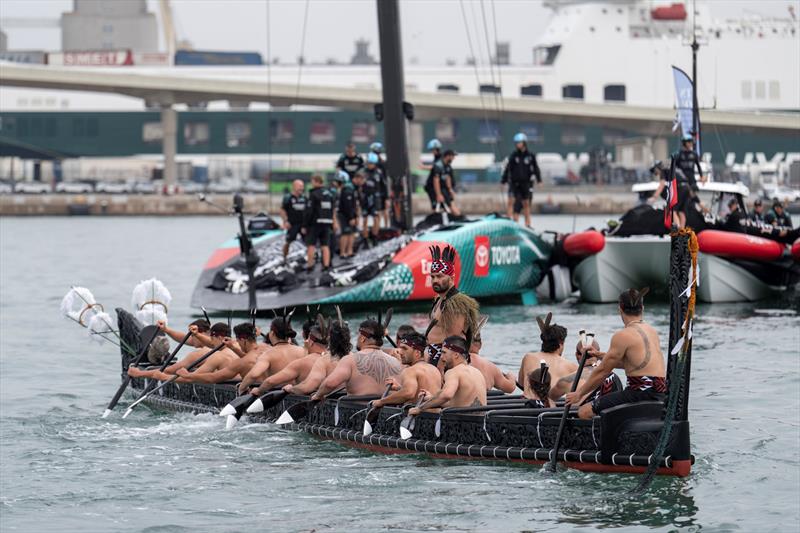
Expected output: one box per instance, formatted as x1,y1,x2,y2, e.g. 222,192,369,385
329,320,352,358
528,367,551,404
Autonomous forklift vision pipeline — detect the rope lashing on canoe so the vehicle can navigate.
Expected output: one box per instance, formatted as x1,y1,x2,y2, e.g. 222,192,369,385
631,228,698,494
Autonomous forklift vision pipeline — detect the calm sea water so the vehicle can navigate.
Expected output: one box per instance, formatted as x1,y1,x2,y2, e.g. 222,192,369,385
1,215,798,533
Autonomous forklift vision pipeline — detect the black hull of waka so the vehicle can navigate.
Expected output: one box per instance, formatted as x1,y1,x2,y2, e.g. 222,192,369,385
126,375,693,476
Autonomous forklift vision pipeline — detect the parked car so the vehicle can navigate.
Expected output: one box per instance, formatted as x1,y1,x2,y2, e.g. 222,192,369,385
178,181,206,194
95,181,132,194
0,181,13,195
55,181,93,193
243,180,268,193
762,185,800,203
132,181,157,194
14,181,51,194
207,181,238,194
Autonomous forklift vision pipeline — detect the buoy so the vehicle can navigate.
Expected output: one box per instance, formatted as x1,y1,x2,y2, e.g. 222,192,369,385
563,231,605,257
791,238,800,261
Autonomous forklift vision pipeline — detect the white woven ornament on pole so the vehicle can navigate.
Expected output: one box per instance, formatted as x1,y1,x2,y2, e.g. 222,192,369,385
87,312,117,344
60,287,103,326
131,278,171,326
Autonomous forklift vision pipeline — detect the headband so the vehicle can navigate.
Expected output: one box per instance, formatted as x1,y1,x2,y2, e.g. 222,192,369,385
399,335,426,352
359,327,381,341
442,339,466,355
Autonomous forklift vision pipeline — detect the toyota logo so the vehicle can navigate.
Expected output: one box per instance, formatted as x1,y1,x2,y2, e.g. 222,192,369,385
475,244,489,268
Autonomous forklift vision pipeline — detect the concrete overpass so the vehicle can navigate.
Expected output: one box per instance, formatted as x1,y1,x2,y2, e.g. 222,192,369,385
2,62,798,183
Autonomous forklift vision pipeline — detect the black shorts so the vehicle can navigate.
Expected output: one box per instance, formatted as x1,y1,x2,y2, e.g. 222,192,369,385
304,224,332,247
360,196,378,217
428,190,453,210
286,224,303,243
591,387,665,414
337,213,356,235
508,180,533,202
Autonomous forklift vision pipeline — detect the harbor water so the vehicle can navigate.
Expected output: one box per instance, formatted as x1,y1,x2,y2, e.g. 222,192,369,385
1,216,798,532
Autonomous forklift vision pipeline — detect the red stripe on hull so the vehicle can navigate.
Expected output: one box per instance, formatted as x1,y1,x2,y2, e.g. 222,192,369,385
313,436,692,477
204,247,239,269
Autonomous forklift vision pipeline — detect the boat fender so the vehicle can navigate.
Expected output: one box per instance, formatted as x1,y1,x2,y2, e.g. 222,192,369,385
792,239,800,261
697,230,784,262
563,230,605,257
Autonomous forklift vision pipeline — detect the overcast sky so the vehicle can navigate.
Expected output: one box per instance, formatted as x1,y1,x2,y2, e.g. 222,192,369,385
1,0,797,65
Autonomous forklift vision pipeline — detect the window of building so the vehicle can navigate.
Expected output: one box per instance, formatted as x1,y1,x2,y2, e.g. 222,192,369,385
604,84,626,102
602,128,626,146
769,80,780,100
45,117,57,137
86,117,98,137
30,116,42,136
226,121,251,148
755,80,766,99
561,126,586,146
184,121,210,146
142,121,163,144
479,84,501,94
519,122,543,143
437,84,459,93
562,84,584,100
435,118,458,143
533,44,561,66
520,84,543,97
309,120,335,144
351,121,376,144
741,80,752,99
478,120,500,144
270,119,294,143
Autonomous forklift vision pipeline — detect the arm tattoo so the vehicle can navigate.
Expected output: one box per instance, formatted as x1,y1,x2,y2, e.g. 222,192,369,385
354,350,401,385
558,373,576,385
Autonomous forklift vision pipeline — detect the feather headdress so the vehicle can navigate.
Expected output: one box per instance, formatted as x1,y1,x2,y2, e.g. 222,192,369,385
429,244,457,277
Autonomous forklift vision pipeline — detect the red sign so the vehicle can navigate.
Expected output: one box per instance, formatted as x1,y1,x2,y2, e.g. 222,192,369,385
474,236,490,277
48,50,134,67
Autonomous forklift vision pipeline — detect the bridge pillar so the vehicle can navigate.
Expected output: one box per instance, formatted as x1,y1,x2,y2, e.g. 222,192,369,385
161,106,177,190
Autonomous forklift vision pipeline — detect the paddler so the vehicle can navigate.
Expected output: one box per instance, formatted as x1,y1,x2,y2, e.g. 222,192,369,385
408,335,487,414
185,322,263,384
517,313,578,403
311,318,402,399
425,245,480,371
565,288,666,419
244,318,329,395
237,315,305,392
469,329,517,393
370,332,442,408
525,365,554,408
156,318,209,348
127,322,238,383
548,337,622,405
284,316,352,395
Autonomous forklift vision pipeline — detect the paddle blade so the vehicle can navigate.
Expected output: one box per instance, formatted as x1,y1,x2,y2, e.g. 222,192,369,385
225,414,238,430
219,394,256,418
275,409,295,425
363,420,374,436
121,408,133,419
249,390,289,414
276,400,312,425
247,398,265,414
399,424,413,440
101,409,112,419
399,415,415,440
219,404,237,417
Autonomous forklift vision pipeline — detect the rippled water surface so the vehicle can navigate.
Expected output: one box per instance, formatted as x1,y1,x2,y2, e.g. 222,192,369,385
1,216,799,532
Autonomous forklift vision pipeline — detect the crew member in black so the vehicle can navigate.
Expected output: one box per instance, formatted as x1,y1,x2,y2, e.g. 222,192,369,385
336,143,364,179
723,197,747,232
425,149,461,216
765,200,793,228
672,134,707,228
423,138,442,171
365,153,389,228
303,174,335,271
333,171,358,258
501,133,541,227
280,179,307,260
749,199,765,223
355,167,380,242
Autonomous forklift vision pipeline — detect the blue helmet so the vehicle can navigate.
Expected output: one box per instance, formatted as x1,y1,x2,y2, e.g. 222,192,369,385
513,132,528,144
367,152,380,164
426,138,442,150
333,170,349,183
681,134,693,142
370,142,384,153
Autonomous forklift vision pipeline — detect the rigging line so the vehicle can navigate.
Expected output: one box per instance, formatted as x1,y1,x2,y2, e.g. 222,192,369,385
459,0,498,159
479,0,503,130
266,0,273,212
489,0,506,120
286,0,311,176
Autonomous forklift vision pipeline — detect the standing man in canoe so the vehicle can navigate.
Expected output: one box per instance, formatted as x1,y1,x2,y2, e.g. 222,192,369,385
565,288,666,419
425,245,480,371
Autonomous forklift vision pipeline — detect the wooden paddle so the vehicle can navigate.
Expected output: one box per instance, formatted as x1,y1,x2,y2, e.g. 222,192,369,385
274,387,346,425
362,384,394,436
546,347,592,472
124,330,193,415
101,325,160,418
382,308,396,348
122,342,226,418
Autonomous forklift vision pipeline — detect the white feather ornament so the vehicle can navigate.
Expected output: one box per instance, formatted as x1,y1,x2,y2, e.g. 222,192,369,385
87,312,117,344
131,278,171,325
60,287,103,326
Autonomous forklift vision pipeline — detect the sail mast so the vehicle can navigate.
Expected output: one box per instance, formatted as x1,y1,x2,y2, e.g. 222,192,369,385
376,0,412,229
691,0,701,156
